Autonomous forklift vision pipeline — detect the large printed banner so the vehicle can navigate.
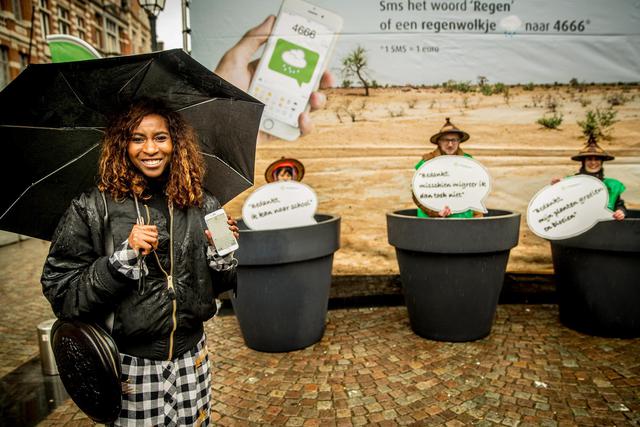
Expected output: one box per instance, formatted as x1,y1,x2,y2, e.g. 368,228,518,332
191,0,640,85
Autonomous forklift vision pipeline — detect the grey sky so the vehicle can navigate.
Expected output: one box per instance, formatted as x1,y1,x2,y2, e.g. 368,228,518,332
156,0,183,50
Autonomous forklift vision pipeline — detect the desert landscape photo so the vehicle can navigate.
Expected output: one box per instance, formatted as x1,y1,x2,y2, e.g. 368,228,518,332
225,82,640,278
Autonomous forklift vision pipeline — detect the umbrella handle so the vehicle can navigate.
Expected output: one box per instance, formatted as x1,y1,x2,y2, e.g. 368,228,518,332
133,196,147,295
137,257,146,296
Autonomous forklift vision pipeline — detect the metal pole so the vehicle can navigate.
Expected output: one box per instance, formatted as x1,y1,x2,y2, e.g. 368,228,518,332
148,12,158,51
28,3,36,64
181,0,191,54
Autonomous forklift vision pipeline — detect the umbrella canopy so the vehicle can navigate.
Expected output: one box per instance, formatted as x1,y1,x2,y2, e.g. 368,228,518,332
0,49,263,241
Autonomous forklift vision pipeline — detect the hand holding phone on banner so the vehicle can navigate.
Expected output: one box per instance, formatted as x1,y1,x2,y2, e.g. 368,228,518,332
244,0,343,141
412,156,491,214
215,15,335,141
205,209,239,256
527,175,613,240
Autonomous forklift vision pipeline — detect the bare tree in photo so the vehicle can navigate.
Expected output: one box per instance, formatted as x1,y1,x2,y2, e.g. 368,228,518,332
341,46,372,96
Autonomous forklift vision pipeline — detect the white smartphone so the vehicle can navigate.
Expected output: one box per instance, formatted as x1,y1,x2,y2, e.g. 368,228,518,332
248,0,343,141
204,209,239,256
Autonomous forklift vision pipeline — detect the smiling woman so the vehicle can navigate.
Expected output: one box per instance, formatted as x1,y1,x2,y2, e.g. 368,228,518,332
98,99,205,208
41,97,240,425
127,114,173,179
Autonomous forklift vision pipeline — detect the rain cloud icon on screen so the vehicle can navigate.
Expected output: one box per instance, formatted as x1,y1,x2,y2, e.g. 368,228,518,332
282,49,307,69
268,39,319,86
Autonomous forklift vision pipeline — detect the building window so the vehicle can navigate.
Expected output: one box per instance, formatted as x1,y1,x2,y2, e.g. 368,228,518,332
40,0,51,37
1,46,10,90
77,17,86,40
12,0,23,20
105,18,120,54
131,30,137,52
57,6,71,34
93,13,104,49
94,27,104,49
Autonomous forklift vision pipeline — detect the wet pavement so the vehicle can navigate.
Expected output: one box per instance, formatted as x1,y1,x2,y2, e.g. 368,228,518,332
1,239,639,426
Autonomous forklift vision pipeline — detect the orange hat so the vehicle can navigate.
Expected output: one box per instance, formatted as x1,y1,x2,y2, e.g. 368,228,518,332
430,117,470,144
264,157,305,183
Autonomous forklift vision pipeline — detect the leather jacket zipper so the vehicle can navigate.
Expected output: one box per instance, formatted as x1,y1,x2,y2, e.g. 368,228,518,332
146,203,177,361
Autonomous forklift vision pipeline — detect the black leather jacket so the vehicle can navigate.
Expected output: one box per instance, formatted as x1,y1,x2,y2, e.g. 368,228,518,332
41,187,236,360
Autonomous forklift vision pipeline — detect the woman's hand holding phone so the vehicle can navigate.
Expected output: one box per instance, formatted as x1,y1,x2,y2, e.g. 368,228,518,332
204,210,240,257
204,215,240,245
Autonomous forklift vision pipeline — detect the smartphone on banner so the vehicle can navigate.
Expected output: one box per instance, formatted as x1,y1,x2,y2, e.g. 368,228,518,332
204,209,239,256
248,0,343,141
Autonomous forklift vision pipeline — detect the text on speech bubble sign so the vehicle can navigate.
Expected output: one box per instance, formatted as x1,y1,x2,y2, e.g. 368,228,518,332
526,175,613,240
242,181,318,230
412,156,491,214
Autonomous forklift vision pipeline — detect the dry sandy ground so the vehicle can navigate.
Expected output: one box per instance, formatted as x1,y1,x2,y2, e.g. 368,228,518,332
226,84,640,275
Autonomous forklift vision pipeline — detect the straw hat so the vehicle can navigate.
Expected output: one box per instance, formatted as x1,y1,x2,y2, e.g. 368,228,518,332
571,136,615,161
430,117,470,144
264,157,305,183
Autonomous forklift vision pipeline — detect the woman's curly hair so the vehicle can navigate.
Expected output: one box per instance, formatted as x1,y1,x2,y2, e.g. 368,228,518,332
98,98,205,209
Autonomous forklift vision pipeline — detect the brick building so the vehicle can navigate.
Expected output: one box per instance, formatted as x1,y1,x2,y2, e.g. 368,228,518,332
0,0,153,89
0,0,154,245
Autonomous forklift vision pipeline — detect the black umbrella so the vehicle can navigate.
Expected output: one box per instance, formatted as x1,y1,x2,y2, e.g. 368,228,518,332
0,49,263,241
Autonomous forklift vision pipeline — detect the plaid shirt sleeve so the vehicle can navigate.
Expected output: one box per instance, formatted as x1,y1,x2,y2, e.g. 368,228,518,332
207,246,238,272
109,239,148,280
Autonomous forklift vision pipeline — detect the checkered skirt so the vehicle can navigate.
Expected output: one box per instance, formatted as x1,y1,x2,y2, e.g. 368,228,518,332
113,334,211,426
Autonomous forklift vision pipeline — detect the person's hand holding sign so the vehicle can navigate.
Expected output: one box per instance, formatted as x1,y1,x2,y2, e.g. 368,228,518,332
612,208,626,221
214,16,335,142
438,206,452,217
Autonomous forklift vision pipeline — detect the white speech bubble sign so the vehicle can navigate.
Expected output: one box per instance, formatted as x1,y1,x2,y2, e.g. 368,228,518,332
412,156,491,214
526,175,614,240
242,181,318,230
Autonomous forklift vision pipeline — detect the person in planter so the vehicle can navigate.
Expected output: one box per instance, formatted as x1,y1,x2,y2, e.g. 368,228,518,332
41,98,239,426
414,118,484,218
265,157,306,182
551,136,627,220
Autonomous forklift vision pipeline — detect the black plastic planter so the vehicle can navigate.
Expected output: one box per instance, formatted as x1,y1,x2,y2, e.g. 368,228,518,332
551,209,640,338
231,214,340,352
387,209,520,342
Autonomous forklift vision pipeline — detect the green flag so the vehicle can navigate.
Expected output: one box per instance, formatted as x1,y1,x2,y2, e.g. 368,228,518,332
46,34,101,63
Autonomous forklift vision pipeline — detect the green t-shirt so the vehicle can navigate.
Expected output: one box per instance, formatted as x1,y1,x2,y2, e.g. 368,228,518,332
603,177,626,210
414,153,475,218
566,175,626,211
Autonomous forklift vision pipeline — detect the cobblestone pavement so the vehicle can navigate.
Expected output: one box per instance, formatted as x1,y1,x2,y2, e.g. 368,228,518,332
1,240,639,426
0,239,53,378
